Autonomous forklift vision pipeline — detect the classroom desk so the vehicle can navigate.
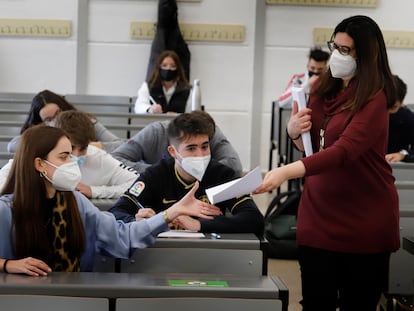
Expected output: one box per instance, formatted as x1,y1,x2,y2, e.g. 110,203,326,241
403,236,414,256
388,162,414,296
0,272,288,311
94,233,268,276
391,162,414,182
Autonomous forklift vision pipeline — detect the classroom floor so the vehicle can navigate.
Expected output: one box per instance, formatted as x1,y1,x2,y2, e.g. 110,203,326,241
253,192,302,311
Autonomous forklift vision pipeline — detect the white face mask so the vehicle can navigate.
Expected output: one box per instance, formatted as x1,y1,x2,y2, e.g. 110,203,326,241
175,150,211,181
43,160,82,191
329,49,357,79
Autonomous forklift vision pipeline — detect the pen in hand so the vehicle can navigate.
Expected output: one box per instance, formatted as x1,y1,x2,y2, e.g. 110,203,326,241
149,95,157,106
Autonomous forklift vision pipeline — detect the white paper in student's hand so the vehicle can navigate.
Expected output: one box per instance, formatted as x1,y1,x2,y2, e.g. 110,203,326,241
205,166,263,204
292,86,313,157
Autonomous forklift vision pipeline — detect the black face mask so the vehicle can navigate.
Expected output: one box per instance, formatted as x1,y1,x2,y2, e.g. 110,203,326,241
159,69,178,81
308,71,321,78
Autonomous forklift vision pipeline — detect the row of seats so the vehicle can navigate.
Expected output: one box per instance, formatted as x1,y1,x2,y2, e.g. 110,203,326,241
389,162,414,296
0,233,287,311
0,92,175,167
93,233,268,276
0,272,287,311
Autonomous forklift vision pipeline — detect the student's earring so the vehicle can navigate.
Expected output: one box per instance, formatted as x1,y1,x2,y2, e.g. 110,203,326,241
40,171,47,178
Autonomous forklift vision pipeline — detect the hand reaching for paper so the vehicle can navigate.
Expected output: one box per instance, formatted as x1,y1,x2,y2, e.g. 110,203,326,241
254,161,306,194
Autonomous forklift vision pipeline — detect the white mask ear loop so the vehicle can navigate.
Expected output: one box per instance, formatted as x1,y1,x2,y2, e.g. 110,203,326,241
172,146,183,164
41,160,54,183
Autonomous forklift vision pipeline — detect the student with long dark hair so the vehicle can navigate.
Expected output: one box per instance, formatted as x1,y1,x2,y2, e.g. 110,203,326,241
7,90,123,153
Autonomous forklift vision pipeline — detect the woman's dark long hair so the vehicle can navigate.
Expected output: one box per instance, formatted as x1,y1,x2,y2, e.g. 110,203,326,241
2,125,85,262
313,15,397,111
20,90,76,134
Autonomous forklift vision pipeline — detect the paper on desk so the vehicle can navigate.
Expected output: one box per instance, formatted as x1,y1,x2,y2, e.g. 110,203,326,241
292,86,313,157
205,166,263,205
158,230,205,238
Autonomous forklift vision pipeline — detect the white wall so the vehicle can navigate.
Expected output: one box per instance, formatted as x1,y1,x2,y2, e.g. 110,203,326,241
1,0,414,172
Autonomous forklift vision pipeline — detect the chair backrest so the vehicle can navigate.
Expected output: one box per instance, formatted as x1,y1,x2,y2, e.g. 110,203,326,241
0,295,108,311
120,248,263,276
116,297,282,311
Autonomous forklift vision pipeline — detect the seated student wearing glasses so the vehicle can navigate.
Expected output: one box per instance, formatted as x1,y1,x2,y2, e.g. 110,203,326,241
7,90,124,154
109,111,264,236
0,111,138,199
385,75,414,163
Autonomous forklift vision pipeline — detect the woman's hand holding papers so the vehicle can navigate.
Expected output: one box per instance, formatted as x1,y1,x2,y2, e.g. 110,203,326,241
287,101,312,141
254,161,306,194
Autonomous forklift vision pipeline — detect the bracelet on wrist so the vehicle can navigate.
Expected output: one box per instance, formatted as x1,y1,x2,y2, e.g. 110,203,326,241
3,259,10,273
286,128,301,140
162,210,171,224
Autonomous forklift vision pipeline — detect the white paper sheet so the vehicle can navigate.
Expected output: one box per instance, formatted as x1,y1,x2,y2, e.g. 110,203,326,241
292,86,313,157
158,230,205,238
205,166,263,204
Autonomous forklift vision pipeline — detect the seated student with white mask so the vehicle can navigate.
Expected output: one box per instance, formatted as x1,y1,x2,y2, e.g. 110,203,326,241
55,110,138,198
0,125,221,275
1,111,138,199
109,111,264,236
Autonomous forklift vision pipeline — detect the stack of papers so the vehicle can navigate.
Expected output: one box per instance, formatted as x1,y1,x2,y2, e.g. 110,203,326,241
205,166,263,204
158,230,205,238
292,86,313,157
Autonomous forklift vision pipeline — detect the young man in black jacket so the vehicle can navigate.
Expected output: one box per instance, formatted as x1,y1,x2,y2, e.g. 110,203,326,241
109,111,264,236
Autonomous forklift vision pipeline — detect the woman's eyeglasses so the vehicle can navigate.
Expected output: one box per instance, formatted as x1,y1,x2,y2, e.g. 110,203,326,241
327,40,354,56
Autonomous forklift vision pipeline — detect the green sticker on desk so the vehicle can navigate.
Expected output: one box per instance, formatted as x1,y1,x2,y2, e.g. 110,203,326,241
168,280,228,287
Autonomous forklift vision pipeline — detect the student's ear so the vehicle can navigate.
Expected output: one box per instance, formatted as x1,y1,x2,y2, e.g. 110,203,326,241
34,157,46,173
167,145,177,158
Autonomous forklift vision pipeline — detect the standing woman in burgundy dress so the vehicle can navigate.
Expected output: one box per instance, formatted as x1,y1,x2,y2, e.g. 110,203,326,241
255,15,399,311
